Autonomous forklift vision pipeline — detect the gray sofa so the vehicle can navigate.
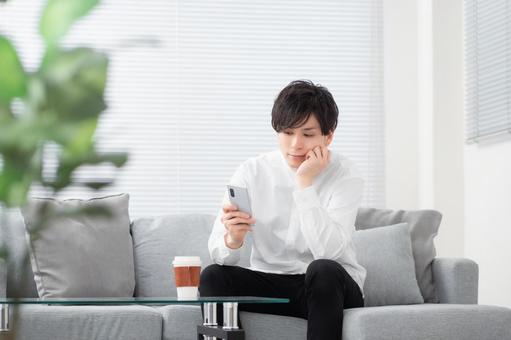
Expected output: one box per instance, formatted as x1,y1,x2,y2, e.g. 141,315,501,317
2,208,511,340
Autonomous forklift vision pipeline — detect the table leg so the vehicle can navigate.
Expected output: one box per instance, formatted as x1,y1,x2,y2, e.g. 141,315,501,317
222,302,238,330
198,302,244,340
0,304,9,332
203,302,217,340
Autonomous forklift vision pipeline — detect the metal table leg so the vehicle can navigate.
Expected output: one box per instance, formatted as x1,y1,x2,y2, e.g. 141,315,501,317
198,302,244,340
203,302,217,340
0,304,9,332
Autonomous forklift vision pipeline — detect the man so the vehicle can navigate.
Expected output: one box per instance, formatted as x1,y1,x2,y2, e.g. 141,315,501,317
200,80,366,340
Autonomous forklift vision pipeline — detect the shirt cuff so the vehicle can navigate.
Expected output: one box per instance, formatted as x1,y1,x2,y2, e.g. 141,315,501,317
218,236,242,262
293,185,321,210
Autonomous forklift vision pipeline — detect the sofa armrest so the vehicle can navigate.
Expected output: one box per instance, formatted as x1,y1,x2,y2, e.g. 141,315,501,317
432,257,478,304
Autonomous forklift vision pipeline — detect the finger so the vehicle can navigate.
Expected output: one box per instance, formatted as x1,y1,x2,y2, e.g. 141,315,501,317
223,203,238,213
224,211,250,220
226,223,252,233
316,146,324,159
226,217,253,226
233,225,253,232
321,146,328,162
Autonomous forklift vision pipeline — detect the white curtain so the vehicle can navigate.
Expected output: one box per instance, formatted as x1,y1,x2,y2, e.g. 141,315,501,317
464,0,511,143
1,0,384,218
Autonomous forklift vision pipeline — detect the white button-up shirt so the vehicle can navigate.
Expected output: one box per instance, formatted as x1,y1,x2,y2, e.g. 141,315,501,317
208,150,367,292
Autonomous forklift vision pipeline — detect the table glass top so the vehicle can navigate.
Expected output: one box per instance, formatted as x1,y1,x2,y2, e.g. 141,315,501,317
0,296,289,305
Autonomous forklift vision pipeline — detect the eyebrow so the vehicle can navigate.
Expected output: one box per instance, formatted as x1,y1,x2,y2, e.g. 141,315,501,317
302,127,318,131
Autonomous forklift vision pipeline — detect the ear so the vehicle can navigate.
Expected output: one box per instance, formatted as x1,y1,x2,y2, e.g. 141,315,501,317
324,130,334,146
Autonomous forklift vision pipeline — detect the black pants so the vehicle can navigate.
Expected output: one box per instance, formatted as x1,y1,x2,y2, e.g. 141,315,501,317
199,259,364,340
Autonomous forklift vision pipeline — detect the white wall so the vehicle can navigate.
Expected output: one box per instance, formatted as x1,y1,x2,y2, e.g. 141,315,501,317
385,0,511,307
432,0,511,307
384,0,420,210
465,141,511,307
384,0,465,258
431,0,465,258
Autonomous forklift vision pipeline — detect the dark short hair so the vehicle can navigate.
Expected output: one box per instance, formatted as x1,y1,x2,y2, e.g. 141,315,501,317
271,80,339,135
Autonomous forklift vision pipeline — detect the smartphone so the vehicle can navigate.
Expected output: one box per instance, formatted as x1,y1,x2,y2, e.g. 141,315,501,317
226,185,252,216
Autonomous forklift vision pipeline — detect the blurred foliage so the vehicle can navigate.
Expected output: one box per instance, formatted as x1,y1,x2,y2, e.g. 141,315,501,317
0,0,128,208
0,4,128,334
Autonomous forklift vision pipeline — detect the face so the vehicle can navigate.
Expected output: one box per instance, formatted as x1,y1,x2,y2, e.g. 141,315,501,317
277,114,333,169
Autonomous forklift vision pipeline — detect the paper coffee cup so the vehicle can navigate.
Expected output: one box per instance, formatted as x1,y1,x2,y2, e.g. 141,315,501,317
172,256,202,300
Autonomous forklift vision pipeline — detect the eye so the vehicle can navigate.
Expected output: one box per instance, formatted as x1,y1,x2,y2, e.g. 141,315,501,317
284,131,293,135
304,134,314,137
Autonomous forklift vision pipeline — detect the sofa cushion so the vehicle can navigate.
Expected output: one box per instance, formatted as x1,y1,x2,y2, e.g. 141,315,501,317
16,305,162,340
342,304,511,340
352,223,423,306
21,193,135,298
131,214,251,297
155,305,307,340
156,305,203,340
355,208,441,302
240,310,307,340
235,304,511,340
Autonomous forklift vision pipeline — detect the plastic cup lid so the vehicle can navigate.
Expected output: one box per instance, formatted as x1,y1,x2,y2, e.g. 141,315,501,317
172,256,202,266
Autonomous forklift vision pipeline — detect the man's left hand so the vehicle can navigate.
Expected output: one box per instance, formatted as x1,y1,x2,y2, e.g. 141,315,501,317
296,145,331,189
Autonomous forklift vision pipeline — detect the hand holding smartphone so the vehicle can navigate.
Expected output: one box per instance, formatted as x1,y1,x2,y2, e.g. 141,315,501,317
223,185,254,249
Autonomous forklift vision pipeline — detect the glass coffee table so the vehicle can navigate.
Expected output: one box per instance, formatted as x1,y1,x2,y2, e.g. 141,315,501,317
0,296,289,340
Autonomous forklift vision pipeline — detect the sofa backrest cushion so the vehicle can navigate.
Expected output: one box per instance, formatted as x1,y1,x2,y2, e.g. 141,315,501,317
131,214,252,297
355,208,441,303
21,193,136,299
353,223,424,306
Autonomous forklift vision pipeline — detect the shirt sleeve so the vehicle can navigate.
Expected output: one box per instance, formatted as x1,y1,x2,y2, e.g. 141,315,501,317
292,174,364,260
208,162,249,265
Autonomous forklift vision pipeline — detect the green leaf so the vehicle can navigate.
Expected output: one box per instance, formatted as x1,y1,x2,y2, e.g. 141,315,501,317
82,180,112,190
0,116,53,155
0,154,37,207
94,152,128,168
65,119,98,155
0,245,9,263
0,36,27,104
41,47,108,122
0,102,13,119
40,0,100,47
49,150,127,191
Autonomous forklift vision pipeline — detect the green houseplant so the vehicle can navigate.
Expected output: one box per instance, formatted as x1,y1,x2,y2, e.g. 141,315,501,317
0,0,127,336
0,0,127,206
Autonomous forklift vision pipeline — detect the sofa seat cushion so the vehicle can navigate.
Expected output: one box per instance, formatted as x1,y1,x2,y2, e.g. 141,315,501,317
342,304,511,340
236,304,511,340
240,310,307,340
156,305,203,340
15,305,162,340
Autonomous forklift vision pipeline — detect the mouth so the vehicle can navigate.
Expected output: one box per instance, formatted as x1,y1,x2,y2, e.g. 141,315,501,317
288,154,305,159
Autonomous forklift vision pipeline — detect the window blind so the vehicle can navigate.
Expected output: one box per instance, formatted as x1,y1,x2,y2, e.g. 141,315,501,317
464,0,511,143
1,0,384,218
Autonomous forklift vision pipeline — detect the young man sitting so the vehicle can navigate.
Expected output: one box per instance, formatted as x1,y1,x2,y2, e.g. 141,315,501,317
200,79,366,340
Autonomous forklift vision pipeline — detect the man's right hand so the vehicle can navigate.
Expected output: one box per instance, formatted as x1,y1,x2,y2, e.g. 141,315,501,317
221,203,255,249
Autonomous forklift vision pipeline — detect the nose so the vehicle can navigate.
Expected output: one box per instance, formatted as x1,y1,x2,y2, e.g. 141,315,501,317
290,134,303,149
